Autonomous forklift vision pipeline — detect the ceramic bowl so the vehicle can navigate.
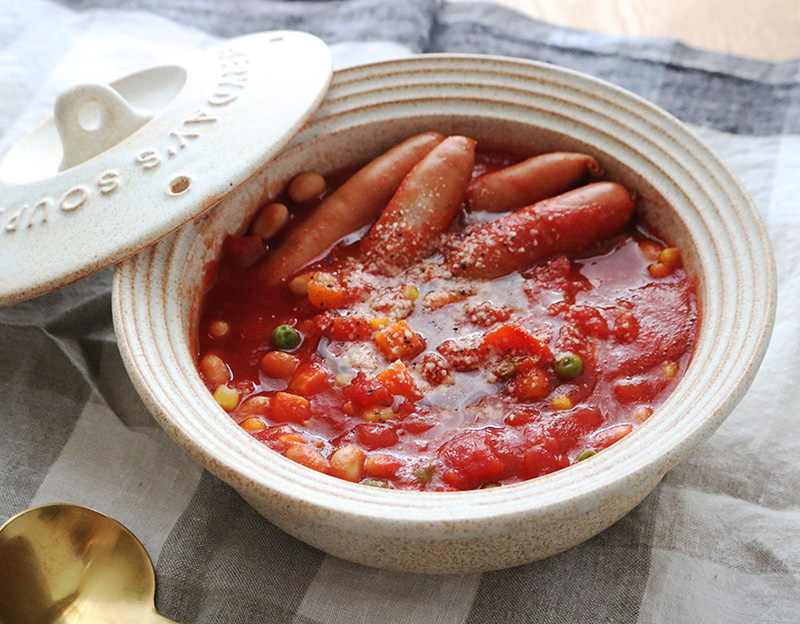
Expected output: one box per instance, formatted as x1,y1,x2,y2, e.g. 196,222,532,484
112,55,776,574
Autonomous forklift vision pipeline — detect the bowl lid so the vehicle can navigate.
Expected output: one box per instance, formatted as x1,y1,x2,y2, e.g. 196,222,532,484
0,31,332,305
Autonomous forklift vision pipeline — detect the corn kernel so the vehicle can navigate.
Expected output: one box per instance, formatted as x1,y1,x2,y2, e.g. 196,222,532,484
240,417,266,432
213,384,240,411
663,362,679,378
369,317,391,330
403,284,420,301
551,396,573,411
632,406,653,421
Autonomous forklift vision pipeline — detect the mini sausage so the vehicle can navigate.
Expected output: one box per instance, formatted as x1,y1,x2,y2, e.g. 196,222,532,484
465,152,601,213
449,181,635,279
360,135,476,273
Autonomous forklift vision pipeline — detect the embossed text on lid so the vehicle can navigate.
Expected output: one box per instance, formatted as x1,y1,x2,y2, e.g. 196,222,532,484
0,31,333,305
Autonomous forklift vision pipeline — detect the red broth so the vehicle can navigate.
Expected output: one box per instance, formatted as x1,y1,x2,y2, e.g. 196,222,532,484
197,136,698,491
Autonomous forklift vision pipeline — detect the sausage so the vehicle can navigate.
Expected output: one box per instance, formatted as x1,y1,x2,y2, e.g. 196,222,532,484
465,152,601,213
360,135,476,273
449,181,635,279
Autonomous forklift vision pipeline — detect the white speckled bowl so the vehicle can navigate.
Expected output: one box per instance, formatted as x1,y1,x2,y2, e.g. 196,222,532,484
112,55,776,574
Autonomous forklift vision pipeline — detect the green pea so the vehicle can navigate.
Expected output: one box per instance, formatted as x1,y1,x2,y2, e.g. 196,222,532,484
555,353,583,379
577,449,597,462
362,479,391,488
271,324,301,350
480,482,501,489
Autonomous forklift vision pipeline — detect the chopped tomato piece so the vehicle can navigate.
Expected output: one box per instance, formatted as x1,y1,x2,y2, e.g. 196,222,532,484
329,315,371,341
483,323,553,365
439,429,506,486
354,423,400,450
436,336,487,371
344,372,393,408
524,444,569,477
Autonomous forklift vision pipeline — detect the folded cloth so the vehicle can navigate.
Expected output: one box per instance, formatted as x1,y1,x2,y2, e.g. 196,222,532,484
1,1,798,622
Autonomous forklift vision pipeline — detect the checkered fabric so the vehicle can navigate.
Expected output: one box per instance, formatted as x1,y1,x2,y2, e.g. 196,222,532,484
1,1,798,622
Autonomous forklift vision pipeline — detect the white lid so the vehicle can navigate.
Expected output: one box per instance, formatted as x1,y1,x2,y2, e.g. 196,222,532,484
0,31,332,305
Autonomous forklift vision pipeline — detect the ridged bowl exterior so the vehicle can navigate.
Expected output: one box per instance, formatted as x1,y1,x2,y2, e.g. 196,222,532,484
113,55,776,574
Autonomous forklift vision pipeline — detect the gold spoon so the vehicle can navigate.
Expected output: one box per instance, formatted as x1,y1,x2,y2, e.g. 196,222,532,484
0,503,178,623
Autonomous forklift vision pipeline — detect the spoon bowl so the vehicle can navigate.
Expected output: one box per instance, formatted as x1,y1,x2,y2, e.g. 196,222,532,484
0,503,176,624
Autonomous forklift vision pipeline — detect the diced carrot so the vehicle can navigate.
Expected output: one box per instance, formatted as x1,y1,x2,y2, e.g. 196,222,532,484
272,392,311,424
375,360,422,400
374,320,427,360
308,274,344,310
287,364,331,397
260,351,300,378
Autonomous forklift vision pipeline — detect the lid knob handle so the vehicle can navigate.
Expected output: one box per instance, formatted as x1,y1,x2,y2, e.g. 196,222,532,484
55,83,154,171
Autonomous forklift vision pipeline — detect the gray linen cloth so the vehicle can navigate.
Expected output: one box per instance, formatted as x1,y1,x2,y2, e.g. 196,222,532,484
1,1,799,622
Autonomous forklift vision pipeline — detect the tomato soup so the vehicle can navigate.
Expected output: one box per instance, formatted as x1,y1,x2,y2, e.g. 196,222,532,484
197,133,698,491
